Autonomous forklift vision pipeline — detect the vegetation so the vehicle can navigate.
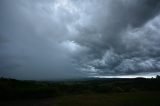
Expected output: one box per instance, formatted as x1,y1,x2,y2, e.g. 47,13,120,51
0,77,160,99
0,77,160,105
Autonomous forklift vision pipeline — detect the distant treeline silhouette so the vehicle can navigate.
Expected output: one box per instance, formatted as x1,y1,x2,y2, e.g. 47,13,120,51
0,77,160,100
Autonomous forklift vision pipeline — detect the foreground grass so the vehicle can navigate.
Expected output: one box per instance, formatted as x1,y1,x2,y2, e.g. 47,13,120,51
54,91,160,106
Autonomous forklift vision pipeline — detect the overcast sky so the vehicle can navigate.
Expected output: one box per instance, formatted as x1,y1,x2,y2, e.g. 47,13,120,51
0,0,160,80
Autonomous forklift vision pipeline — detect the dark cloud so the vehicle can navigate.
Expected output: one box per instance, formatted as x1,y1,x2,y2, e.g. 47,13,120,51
72,0,160,76
0,0,85,80
0,0,160,80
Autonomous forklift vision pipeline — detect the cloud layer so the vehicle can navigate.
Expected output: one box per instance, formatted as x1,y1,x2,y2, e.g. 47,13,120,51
0,0,160,80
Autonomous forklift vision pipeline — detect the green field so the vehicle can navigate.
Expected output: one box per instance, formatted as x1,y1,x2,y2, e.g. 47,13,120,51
54,91,160,106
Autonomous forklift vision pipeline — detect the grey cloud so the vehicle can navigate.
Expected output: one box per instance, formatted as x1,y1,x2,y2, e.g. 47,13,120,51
74,0,160,54
71,0,160,75
0,0,85,80
1,0,160,80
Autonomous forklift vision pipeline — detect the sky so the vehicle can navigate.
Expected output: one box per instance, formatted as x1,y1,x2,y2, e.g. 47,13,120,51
0,0,160,80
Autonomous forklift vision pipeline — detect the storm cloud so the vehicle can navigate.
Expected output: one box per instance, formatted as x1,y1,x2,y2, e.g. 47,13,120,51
0,0,160,80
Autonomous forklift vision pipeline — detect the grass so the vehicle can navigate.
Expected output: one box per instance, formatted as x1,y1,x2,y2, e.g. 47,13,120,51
53,91,160,106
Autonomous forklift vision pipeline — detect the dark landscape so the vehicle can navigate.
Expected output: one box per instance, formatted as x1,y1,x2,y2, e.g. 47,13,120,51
0,76,160,106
